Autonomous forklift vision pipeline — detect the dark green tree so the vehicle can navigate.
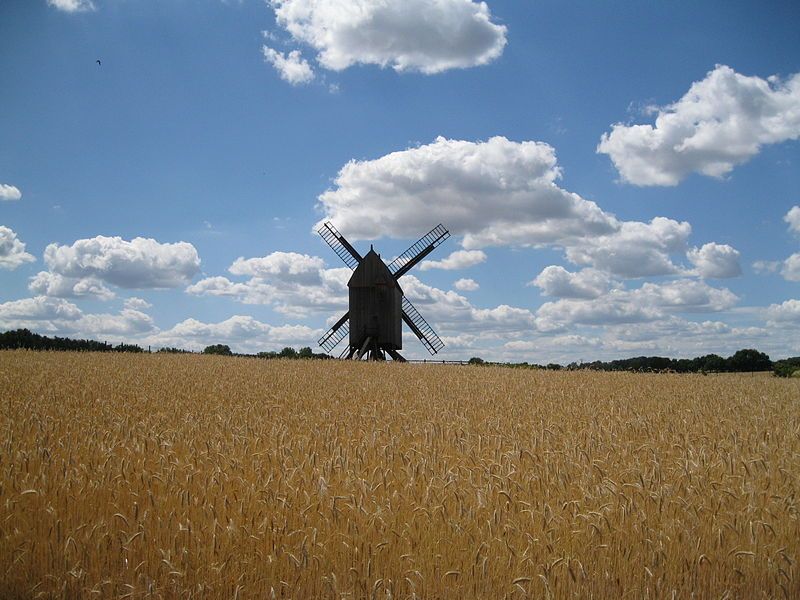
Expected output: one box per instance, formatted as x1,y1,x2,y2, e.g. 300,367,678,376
279,347,298,359
726,349,772,372
203,344,232,356
697,354,726,372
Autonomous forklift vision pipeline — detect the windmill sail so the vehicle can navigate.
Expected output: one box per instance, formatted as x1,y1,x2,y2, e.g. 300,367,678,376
387,224,450,279
318,222,362,269
318,312,350,352
401,297,445,355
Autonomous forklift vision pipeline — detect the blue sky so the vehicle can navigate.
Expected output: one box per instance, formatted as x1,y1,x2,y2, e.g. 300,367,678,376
1,0,799,361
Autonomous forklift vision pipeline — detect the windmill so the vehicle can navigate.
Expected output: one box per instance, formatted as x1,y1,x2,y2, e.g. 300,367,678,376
317,222,450,361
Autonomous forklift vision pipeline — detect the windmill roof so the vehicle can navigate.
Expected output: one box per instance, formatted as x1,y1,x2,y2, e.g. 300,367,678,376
348,248,403,293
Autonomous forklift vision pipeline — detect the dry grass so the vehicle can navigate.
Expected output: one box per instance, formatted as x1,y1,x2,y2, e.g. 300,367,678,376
1,351,799,599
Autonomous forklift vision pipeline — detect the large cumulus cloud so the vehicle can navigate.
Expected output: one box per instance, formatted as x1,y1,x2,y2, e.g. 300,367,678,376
37,236,201,296
315,136,729,278
598,65,800,186
268,0,506,75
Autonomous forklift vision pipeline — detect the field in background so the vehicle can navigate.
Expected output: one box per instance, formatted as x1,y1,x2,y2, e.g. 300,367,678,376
1,352,798,599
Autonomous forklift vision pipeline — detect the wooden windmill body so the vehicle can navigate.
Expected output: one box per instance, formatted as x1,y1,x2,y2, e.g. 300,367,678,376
317,223,450,361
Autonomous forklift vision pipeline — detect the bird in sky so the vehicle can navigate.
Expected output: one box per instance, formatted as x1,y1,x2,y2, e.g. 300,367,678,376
96,59,101,66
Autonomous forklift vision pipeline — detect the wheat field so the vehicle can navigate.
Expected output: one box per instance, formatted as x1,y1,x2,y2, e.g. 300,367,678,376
1,351,798,599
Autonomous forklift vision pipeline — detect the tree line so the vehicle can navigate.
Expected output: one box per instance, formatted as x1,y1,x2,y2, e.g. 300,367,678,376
0,328,145,353
470,348,800,377
0,329,329,360
2,328,798,376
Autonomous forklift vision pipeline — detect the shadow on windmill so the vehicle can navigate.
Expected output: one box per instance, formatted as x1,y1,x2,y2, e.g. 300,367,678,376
318,222,450,361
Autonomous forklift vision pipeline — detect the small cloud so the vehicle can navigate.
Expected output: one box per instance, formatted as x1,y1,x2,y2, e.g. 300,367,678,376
0,184,22,202
782,253,800,282
753,260,780,274
47,0,95,12
454,278,479,292
785,206,800,235
0,226,36,270
262,46,315,86
686,243,742,279
420,250,487,271
124,297,152,310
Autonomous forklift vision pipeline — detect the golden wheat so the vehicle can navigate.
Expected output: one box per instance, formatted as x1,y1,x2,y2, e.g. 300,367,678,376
1,351,798,598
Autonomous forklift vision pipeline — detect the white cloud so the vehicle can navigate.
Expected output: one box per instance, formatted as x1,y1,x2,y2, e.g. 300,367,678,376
230,251,325,283
0,184,22,202
147,315,320,353
531,266,614,299
43,236,200,289
316,135,615,247
0,296,82,323
74,309,155,337
124,297,152,310
753,260,780,274
29,271,115,300
598,65,800,185
0,295,155,338
400,274,536,335
189,249,538,353
187,251,349,317
0,226,36,270
766,299,800,325
636,280,738,312
687,242,742,278
535,279,737,331
269,0,507,75
563,217,690,278
420,249,486,271
315,136,707,278
454,278,479,291
47,0,95,12
785,206,800,234
262,46,315,85
782,253,800,282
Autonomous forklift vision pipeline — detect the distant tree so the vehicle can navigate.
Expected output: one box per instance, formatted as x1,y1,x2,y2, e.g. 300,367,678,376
696,354,726,372
546,363,562,371
203,344,232,356
468,357,485,365
279,347,298,359
298,346,313,359
257,351,278,359
774,357,800,377
726,349,772,372
115,343,144,353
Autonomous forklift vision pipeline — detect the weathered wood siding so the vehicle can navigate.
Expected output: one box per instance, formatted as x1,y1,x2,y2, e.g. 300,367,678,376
348,250,403,349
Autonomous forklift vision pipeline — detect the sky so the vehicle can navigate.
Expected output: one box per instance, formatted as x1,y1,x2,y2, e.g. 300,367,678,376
1,0,800,362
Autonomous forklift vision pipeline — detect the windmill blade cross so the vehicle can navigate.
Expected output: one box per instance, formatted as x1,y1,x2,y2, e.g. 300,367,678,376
318,221,362,269
318,312,349,353
401,297,445,355
387,224,450,279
